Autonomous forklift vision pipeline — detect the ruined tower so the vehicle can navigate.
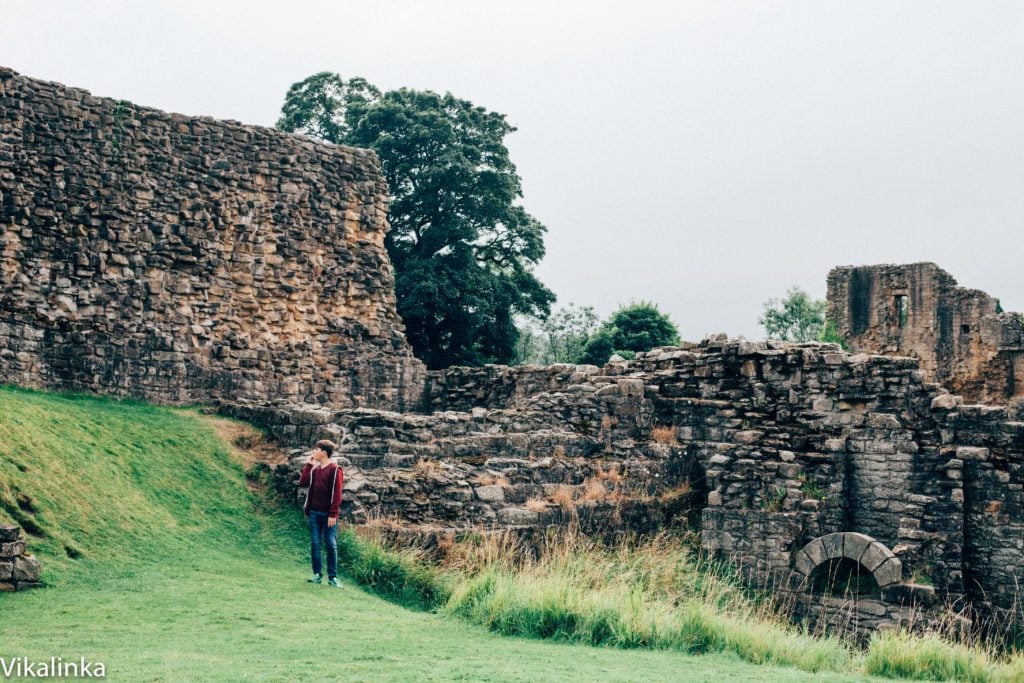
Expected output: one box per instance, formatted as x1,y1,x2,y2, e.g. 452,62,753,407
826,262,1024,404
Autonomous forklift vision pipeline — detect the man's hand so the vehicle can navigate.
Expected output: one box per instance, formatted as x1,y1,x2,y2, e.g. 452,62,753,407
307,454,319,467
328,516,337,528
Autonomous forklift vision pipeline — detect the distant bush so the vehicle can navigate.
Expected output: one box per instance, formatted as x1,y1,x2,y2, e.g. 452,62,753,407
760,287,825,342
514,304,600,365
819,320,849,350
579,302,680,365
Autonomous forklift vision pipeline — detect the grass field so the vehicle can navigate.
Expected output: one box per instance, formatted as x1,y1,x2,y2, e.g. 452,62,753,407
0,386,872,682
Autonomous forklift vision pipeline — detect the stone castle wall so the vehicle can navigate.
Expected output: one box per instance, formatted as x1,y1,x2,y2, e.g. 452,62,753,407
0,67,424,409
235,337,1024,636
826,262,1024,405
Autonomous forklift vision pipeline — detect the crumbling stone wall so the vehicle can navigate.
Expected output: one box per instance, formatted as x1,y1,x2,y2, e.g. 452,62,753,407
0,67,423,410
231,337,1024,638
952,406,1024,627
0,524,41,591
827,262,1024,404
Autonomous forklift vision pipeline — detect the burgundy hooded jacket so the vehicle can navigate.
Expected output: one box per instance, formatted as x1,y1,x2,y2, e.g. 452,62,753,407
299,462,343,518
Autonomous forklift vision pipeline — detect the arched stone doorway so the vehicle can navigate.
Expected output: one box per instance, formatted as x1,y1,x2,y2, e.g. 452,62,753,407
792,532,902,588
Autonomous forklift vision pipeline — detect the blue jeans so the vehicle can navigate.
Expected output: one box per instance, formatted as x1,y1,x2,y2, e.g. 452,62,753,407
308,510,338,579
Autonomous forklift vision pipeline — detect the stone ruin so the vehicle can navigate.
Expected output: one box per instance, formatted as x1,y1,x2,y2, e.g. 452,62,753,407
232,339,1024,639
828,262,1024,405
0,525,41,591
0,66,423,411
3,68,1024,640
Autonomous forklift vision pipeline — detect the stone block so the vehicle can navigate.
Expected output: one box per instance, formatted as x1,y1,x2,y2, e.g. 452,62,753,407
873,557,901,587
0,525,20,542
496,507,538,525
824,438,847,452
822,533,845,559
882,582,937,607
0,560,12,580
857,600,888,617
733,430,763,445
617,379,645,397
956,447,989,461
0,539,25,559
843,533,873,563
793,550,815,576
860,542,893,572
930,394,961,411
804,538,827,567
867,413,901,429
812,398,834,411
700,530,734,552
737,341,767,356
13,555,40,583
343,476,368,493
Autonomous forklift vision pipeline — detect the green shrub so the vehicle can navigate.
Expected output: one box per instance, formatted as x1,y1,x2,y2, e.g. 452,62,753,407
819,320,849,350
579,302,680,365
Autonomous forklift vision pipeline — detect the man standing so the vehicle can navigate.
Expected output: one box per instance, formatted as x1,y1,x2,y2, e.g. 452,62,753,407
299,439,343,587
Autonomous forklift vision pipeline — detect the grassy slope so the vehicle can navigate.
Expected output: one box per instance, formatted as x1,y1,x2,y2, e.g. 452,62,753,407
0,386,865,682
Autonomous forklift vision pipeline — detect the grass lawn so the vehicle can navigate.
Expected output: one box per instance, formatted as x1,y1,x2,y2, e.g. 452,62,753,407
0,386,874,681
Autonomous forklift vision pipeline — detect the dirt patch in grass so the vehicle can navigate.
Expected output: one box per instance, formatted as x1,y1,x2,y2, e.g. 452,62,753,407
197,413,288,469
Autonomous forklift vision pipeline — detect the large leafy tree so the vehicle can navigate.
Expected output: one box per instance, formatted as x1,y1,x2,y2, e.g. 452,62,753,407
277,73,554,368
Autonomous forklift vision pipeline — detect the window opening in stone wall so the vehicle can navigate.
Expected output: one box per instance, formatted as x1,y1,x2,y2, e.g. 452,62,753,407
810,558,881,599
961,324,971,335
895,295,908,329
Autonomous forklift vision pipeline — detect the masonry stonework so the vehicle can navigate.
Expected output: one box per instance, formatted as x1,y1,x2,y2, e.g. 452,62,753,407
0,67,424,410
827,262,1024,405
235,337,1024,638
0,525,41,591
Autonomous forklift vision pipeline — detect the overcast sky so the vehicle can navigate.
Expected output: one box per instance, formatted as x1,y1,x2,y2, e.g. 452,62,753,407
3,1,1023,340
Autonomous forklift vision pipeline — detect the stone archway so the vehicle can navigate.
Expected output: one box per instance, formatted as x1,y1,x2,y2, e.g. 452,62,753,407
792,532,902,588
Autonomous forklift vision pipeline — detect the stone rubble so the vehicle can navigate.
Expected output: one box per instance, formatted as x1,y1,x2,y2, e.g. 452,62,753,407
0,525,41,591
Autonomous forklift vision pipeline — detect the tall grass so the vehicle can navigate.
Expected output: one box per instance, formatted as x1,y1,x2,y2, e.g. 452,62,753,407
865,631,1024,682
340,526,1024,681
343,526,852,674
335,528,450,610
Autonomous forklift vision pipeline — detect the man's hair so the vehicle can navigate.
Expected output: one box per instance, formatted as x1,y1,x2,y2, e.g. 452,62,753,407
315,439,336,458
